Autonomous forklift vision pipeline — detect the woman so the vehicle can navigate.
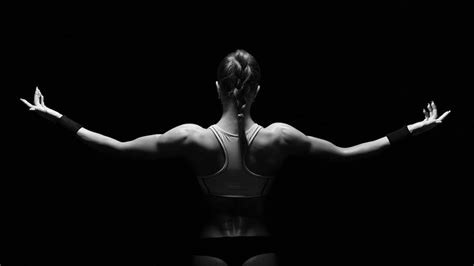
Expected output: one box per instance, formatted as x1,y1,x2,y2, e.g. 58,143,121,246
20,49,450,266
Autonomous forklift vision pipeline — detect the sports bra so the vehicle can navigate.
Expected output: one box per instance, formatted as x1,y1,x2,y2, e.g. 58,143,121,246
197,123,274,198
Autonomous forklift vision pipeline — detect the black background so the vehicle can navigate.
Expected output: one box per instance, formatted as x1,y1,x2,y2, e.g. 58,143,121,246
5,3,470,265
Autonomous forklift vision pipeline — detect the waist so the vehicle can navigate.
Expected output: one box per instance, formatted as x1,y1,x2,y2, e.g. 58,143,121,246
200,214,270,238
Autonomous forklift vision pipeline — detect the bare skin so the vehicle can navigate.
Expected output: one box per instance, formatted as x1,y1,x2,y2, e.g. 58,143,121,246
21,85,451,265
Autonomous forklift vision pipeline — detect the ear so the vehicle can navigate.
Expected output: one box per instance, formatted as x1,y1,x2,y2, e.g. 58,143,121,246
215,81,221,99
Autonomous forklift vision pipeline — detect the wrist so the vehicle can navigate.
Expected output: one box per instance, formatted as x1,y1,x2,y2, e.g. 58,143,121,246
56,115,83,134
387,126,412,146
407,121,424,136
47,108,62,119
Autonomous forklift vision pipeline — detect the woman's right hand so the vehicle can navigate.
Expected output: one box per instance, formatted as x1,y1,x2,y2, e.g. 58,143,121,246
20,87,62,121
407,101,451,136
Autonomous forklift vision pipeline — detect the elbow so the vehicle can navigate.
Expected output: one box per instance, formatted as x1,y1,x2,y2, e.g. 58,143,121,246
108,141,135,158
91,138,127,154
313,146,352,162
337,147,357,161
340,147,351,157
337,147,354,159
115,141,130,153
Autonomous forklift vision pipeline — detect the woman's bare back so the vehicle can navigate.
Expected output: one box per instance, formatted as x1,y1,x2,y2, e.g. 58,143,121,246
187,122,287,238
188,123,287,177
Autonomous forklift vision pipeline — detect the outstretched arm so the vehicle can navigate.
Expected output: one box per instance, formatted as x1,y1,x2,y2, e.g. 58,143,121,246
75,126,195,158
20,87,199,159
278,101,451,161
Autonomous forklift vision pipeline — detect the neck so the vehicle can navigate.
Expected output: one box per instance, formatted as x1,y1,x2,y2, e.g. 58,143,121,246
217,103,255,133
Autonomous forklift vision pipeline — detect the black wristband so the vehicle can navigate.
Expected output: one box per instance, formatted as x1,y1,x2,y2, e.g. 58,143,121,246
57,115,82,134
387,126,411,146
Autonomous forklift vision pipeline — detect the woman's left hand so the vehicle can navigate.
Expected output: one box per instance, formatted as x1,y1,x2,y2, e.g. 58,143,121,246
20,87,63,122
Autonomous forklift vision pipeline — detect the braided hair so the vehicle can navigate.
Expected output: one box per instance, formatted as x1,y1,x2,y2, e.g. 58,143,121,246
217,49,261,165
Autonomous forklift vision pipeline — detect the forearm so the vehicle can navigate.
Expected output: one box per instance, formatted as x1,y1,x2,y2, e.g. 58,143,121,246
343,124,415,159
76,128,124,153
56,113,156,157
306,135,390,161
342,136,390,159
43,105,124,153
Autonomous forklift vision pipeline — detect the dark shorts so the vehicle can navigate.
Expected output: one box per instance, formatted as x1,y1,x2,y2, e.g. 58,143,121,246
192,236,277,265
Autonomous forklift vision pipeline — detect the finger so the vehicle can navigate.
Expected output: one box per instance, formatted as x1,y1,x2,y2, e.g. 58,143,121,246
431,101,438,118
423,108,429,120
427,103,433,117
34,87,40,106
38,90,46,107
20,98,34,108
29,107,36,111
437,110,451,121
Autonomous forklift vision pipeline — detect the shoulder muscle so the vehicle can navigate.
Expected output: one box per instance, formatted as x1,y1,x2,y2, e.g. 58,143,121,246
266,122,310,156
159,123,206,145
